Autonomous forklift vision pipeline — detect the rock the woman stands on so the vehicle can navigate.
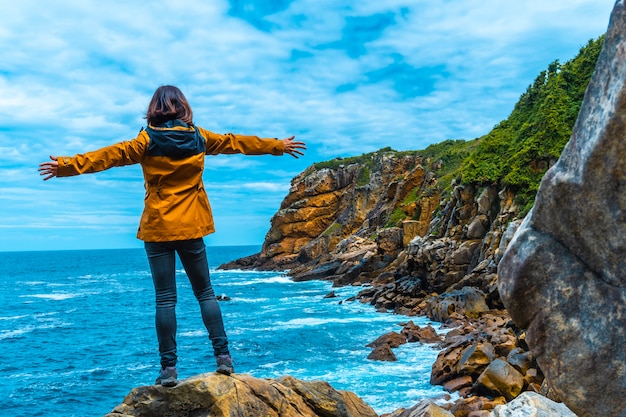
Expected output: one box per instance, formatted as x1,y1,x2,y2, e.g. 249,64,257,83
38,85,306,387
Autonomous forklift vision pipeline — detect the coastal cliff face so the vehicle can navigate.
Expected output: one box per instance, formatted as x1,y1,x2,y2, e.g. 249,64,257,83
220,149,540,415
216,14,618,415
223,150,519,305
227,152,430,272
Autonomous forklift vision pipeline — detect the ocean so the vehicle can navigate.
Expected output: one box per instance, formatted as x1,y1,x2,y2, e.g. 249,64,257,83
1,246,447,416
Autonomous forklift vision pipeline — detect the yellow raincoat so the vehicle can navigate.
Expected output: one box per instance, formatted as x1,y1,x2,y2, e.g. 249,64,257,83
56,121,285,242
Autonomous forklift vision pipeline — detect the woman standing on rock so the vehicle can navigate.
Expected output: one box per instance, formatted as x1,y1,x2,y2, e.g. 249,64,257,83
38,85,306,387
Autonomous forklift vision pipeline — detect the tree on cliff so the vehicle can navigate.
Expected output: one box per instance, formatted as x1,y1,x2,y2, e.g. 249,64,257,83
460,36,604,214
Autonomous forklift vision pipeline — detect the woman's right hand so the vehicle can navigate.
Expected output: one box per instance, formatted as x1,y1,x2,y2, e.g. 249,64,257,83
38,156,59,181
282,136,306,159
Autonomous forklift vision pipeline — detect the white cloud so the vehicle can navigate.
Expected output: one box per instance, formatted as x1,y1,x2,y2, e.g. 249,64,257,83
209,181,290,193
0,0,616,251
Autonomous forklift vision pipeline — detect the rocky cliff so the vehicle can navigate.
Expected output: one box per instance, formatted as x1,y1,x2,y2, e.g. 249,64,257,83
221,144,520,304
498,2,626,416
217,4,623,417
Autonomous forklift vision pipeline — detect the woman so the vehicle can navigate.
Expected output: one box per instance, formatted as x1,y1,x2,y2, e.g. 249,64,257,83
38,85,306,387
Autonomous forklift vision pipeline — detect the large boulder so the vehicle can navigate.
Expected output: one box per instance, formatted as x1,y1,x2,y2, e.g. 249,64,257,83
475,358,524,401
491,392,577,417
498,2,626,416
424,287,490,322
104,373,377,417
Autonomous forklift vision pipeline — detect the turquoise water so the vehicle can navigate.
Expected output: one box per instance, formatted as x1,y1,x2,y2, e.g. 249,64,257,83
1,247,446,416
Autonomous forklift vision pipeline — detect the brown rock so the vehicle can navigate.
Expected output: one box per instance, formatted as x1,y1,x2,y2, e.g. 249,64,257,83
466,215,488,239
524,368,543,387
367,344,397,362
105,373,377,417
367,331,407,349
448,240,481,265
449,396,506,417
467,412,491,417
492,333,517,357
475,358,524,401
377,227,404,254
402,322,442,344
506,348,533,375
431,343,467,385
443,376,473,393
456,342,495,376
425,287,489,322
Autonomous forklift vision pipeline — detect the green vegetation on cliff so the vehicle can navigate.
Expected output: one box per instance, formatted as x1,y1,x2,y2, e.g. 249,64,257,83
310,36,603,218
461,37,604,213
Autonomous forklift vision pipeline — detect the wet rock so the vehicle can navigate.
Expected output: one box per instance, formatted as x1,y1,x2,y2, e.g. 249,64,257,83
367,343,397,362
431,343,469,385
425,287,490,322
475,358,524,401
443,376,473,394
449,396,506,417
367,331,407,349
506,348,534,375
401,321,442,344
457,342,496,376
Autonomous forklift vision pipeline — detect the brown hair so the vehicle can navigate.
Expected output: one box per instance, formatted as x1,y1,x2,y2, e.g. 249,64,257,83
145,85,193,125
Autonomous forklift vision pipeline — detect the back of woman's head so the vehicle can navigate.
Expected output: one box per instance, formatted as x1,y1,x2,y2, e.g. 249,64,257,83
146,85,193,125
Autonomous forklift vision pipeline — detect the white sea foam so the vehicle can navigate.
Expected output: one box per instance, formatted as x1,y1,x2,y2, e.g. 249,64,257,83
33,311,59,318
179,330,206,337
0,321,70,340
229,297,270,303
225,275,293,286
213,268,288,275
258,361,285,369
126,364,152,372
18,281,46,286
0,314,28,321
275,316,397,329
0,326,33,340
22,293,81,301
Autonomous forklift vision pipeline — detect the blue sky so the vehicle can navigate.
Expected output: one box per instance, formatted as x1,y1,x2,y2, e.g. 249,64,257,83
0,0,616,252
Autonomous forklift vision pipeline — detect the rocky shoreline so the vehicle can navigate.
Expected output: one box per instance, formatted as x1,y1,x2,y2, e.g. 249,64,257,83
217,159,562,416
217,3,626,414
219,162,537,415
108,2,625,415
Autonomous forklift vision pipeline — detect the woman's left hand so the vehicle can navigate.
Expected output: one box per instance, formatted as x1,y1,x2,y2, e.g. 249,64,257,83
282,136,306,159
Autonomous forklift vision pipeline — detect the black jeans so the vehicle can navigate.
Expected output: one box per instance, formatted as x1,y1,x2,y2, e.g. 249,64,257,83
144,238,229,367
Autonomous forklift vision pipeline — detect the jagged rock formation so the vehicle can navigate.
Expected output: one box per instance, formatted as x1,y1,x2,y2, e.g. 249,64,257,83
216,5,619,417
498,2,626,417
104,373,377,417
221,152,431,273
218,107,545,417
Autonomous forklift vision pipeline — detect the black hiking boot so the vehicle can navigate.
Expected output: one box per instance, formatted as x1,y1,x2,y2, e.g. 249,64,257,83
216,354,234,376
155,366,178,387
